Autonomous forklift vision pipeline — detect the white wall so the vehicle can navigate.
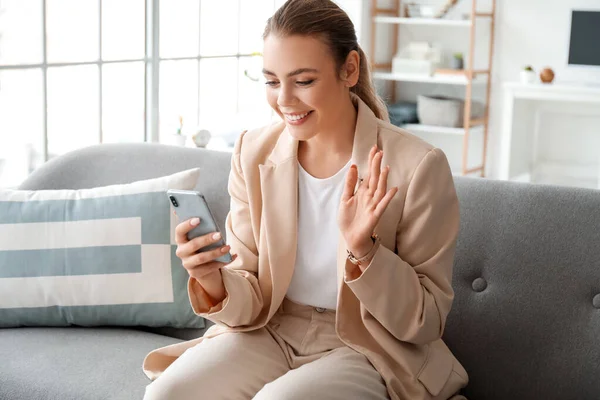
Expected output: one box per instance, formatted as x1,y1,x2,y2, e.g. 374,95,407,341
488,0,600,182
362,0,600,182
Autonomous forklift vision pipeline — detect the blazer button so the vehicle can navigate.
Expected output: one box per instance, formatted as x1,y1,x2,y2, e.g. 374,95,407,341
315,307,326,313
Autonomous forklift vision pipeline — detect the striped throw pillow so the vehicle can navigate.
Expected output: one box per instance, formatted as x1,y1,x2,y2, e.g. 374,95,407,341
0,168,206,328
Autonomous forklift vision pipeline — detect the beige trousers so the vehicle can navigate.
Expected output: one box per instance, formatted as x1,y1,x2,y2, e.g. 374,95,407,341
143,297,390,400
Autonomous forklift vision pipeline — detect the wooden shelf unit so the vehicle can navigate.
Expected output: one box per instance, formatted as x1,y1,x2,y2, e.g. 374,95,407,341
369,0,497,177
402,122,485,136
372,70,488,85
374,16,472,26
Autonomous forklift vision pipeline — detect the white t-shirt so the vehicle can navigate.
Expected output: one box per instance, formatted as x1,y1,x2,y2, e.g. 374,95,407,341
285,159,352,310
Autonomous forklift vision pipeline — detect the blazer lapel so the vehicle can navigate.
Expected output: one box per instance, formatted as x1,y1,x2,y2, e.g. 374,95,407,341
336,94,380,291
259,127,299,315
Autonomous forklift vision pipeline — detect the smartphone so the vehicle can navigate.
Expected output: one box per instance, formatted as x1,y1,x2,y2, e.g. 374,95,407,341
166,189,233,264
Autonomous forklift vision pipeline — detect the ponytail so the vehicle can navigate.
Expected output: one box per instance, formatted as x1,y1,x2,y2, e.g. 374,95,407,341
351,46,389,121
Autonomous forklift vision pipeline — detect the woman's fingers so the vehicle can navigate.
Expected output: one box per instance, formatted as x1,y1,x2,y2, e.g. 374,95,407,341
176,231,223,259
341,164,359,201
368,150,383,194
175,218,200,245
182,245,231,270
185,253,238,280
374,165,390,203
374,187,399,218
363,146,378,188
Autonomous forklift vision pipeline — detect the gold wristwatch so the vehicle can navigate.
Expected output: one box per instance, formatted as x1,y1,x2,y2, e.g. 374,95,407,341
346,233,381,266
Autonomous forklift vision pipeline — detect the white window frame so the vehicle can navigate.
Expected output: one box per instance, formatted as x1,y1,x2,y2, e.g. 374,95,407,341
0,0,150,162
0,0,363,165
0,0,276,164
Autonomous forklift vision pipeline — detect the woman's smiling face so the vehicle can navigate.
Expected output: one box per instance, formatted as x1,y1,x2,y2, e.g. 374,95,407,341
262,34,349,141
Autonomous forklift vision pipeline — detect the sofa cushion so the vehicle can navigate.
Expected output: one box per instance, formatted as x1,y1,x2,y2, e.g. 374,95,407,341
0,327,182,400
0,168,206,329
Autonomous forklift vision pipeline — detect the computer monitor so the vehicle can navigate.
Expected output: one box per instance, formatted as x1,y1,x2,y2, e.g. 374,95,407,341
568,10,600,67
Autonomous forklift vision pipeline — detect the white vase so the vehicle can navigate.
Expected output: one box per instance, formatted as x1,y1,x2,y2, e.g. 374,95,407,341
520,70,537,84
166,134,187,147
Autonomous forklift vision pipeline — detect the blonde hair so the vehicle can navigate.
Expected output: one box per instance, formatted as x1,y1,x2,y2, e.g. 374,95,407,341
263,0,389,121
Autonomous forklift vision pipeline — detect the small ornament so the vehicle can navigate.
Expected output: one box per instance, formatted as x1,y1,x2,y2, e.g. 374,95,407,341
540,67,555,84
192,129,212,148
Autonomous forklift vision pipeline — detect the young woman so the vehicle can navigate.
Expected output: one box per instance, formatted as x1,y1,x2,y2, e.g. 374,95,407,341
143,1,468,399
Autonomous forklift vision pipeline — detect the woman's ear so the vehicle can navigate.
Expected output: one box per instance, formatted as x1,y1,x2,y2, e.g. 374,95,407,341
341,50,360,88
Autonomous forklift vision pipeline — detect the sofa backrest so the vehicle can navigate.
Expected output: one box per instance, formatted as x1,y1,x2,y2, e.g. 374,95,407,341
19,143,600,399
19,143,233,238
448,177,600,400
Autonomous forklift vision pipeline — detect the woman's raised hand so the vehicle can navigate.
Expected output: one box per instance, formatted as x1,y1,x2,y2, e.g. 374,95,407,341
338,146,398,258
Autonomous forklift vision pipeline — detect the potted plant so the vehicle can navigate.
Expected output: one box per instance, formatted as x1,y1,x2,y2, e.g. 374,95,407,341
450,52,464,70
520,65,537,84
168,116,187,147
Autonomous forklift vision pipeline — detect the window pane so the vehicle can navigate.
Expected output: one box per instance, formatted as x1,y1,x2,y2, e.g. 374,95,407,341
102,0,144,61
0,0,43,65
335,0,362,41
238,0,273,55
274,0,287,9
47,65,99,155
199,57,237,129
159,60,198,141
0,69,44,187
238,56,271,120
200,0,238,57
46,0,99,63
102,62,144,143
160,0,199,59
209,56,272,148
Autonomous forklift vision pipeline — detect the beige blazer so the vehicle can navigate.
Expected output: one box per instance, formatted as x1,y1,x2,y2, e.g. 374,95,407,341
143,94,469,400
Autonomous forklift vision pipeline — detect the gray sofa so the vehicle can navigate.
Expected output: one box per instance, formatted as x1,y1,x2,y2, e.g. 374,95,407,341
1,143,599,400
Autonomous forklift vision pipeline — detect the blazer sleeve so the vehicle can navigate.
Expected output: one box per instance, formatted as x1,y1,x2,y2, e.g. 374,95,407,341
344,148,459,345
187,131,264,328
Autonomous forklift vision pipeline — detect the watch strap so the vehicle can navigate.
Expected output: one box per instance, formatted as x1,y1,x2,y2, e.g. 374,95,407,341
347,233,380,266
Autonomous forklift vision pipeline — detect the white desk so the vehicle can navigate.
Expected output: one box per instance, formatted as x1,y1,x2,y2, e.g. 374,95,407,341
500,82,600,187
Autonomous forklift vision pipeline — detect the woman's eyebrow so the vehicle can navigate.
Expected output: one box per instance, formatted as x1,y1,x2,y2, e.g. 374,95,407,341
262,68,319,77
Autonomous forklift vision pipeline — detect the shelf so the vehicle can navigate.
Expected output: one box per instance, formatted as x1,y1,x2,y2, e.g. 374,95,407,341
504,82,600,103
435,68,489,78
370,0,495,178
374,16,472,27
373,71,487,85
401,124,485,136
511,161,600,190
